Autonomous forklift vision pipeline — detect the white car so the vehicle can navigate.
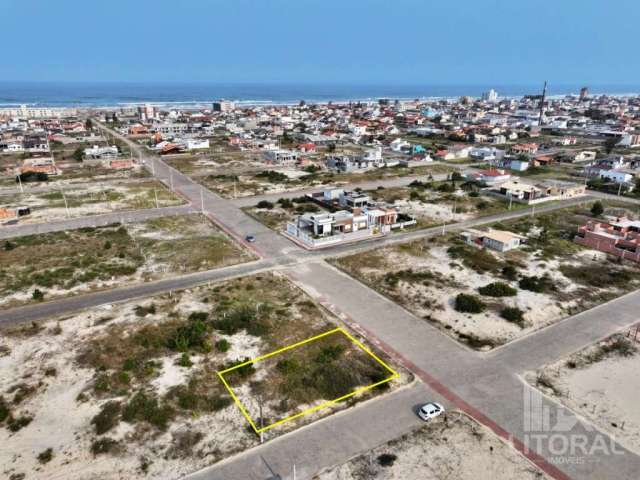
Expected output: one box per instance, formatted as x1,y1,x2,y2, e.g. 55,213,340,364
417,402,445,421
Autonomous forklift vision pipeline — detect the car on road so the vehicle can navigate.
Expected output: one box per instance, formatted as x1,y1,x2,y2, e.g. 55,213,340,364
245,235,256,243
417,402,444,421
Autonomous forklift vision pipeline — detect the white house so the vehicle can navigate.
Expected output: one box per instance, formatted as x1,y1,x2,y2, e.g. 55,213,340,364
183,138,210,150
600,170,634,184
390,138,410,152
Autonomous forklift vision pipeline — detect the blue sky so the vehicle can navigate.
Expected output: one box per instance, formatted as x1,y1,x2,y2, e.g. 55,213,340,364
1,0,638,85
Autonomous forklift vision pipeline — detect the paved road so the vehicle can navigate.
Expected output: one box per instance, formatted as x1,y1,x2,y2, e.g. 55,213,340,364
185,383,432,480
0,205,195,239
284,262,640,480
93,120,298,259
0,196,597,327
71,120,640,480
0,258,277,327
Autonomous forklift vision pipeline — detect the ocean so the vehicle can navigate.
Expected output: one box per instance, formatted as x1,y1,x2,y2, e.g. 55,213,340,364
1,82,639,108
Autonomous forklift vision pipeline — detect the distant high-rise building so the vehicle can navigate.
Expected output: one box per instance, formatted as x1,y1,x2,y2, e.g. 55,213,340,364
579,87,589,101
212,100,235,112
138,103,156,121
482,89,499,102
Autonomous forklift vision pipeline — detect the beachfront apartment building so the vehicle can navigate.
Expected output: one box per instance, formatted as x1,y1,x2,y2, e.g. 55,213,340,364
212,100,235,112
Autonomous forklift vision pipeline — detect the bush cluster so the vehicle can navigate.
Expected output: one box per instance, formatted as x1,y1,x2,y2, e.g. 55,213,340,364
454,293,486,314
478,282,517,297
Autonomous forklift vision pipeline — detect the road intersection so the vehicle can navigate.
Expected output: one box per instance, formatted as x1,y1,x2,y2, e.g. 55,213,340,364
2,119,638,480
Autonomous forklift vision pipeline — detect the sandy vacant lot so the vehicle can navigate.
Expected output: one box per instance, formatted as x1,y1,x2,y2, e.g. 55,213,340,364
528,332,640,454
333,206,640,349
1,180,182,225
317,412,548,480
0,273,403,480
203,165,452,199
365,182,514,228
0,214,254,308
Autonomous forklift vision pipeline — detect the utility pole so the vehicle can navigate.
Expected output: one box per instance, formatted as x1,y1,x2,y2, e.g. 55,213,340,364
16,171,23,193
258,395,264,444
170,169,174,190
538,80,547,127
508,195,513,211
618,181,623,196
200,187,205,214
531,205,535,218
154,188,159,209
61,189,70,218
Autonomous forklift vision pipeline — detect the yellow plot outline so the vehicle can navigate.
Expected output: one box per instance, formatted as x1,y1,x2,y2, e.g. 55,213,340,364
217,327,399,433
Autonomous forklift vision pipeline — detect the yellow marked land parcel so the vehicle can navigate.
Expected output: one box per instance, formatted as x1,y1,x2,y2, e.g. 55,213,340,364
217,327,399,433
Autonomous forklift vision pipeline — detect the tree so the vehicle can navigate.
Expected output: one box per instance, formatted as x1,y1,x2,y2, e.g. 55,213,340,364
85,118,93,130
72,147,84,162
590,201,604,217
604,137,619,154
450,171,463,187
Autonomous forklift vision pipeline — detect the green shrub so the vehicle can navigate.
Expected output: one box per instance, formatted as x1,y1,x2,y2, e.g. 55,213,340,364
8,415,33,432
377,453,397,467
188,311,208,322
256,200,274,209
447,244,500,273
315,345,345,364
210,395,232,411
215,339,230,352
276,358,300,374
500,307,526,327
177,353,193,368
3,240,15,251
223,358,256,381
0,396,10,422
590,201,604,217
277,198,293,208
122,391,174,430
134,304,156,317
501,264,518,281
478,282,517,297
37,448,53,464
255,170,288,183
454,294,485,314
213,306,269,337
519,275,554,293
91,401,121,435
599,336,637,358
166,319,210,352
32,289,44,302
91,438,118,455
